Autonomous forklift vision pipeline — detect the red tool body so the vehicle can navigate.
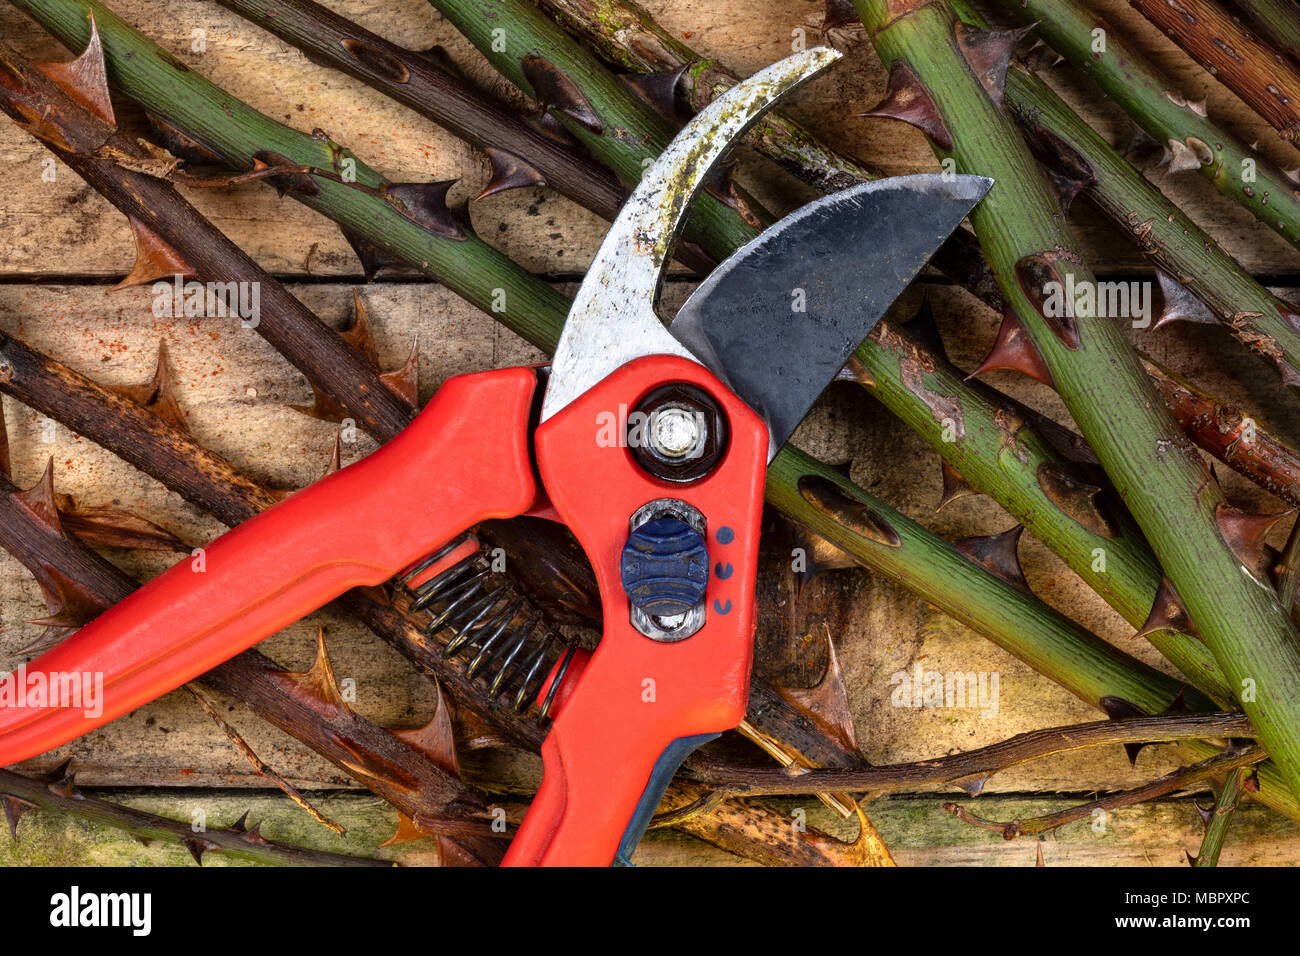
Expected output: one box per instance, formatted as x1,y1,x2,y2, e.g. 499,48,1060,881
0,357,765,866
0,368,539,766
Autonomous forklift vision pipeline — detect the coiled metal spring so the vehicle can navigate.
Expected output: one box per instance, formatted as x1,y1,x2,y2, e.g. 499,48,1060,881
401,538,579,718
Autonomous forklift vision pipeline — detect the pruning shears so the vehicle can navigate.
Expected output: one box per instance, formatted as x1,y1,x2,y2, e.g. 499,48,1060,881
0,47,990,865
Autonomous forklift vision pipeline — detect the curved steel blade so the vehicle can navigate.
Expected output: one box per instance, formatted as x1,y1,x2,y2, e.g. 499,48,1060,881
670,173,994,458
540,46,842,422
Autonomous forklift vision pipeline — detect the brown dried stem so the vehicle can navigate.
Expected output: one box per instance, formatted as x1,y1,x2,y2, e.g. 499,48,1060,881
0,765,386,866
689,712,1252,797
185,683,346,835
944,744,1266,839
0,41,414,443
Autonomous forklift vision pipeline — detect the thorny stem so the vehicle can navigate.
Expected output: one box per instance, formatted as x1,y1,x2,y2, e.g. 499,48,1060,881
945,745,1266,839
1001,60,1300,385
855,0,1300,802
10,0,572,354
534,0,883,191
984,0,1300,254
0,43,416,443
690,711,1253,796
185,684,345,836
1193,766,1249,866
0,767,387,866
205,0,716,269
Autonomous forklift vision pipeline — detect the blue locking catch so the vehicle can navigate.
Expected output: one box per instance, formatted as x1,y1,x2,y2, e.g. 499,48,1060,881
620,517,709,618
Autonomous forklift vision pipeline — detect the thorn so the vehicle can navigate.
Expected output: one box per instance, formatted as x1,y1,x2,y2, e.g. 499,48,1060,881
229,810,250,834
477,147,546,200
321,433,342,480
380,811,432,848
859,60,953,151
1214,502,1293,577
1098,696,1150,765
242,821,268,845
1185,849,1198,866
33,11,115,126
1187,98,1207,117
1035,840,1045,866
822,0,860,30
520,55,603,133
797,475,901,548
1015,254,1080,350
391,679,460,777
182,836,217,865
341,228,395,282
380,336,419,409
788,523,856,591
781,637,859,753
1120,121,1160,157
902,294,948,361
268,626,351,719
617,64,689,124
46,759,80,798
1,794,37,839
385,181,465,240
339,289,379,365
1037,463,1116,538
11,458,63,536
954,22,1034,107
953,525,1029,591
937,460,979,512
339,37,410,83
109,218,194,293
1193,796,1215,828
1165,137,1212,174
1133,578,1195,640
956,774,990,797
1152,268,1217,329
110,340,188,433
1282,166,1300,186
968,307,1054,386
1045,168,1090,215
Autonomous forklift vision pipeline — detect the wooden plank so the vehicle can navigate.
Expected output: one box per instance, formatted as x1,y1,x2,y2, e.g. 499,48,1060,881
4,789,1297,866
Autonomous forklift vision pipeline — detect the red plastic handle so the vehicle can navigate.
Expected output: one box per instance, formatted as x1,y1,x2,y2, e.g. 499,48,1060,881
0,367,539,768
502,355,767,866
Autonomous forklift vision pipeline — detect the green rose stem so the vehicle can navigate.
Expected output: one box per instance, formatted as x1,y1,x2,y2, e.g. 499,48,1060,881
1192,766,1249,867
852,0,1300,800
533,0,883,191
984,0,1300,255
417,0,763,258
945,0,1300,388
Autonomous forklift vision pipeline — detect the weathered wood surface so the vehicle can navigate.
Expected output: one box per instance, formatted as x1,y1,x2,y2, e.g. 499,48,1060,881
0,0,1297,865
